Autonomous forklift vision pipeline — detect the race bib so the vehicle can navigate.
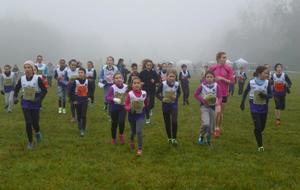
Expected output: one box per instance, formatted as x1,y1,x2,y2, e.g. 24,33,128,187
77,85,88,97
163,91,176,103
4,78,13,86
274,82,285,93
131,101,144,114
23,87,36,101
204,93,217,106
114,92,125,105
253,91,266,105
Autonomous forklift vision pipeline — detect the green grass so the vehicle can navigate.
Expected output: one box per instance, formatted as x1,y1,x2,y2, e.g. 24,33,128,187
0,75,299,190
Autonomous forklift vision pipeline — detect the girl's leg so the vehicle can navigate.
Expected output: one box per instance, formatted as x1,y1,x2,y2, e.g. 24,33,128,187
136,119,144,150
260,113,268,133
75,104,83,130
22,108,33,143
200,106,210,138
208,108,215,143
81,102,88,131
163,110,172,139
8,91,14,112
111,110,118,139
90,82,95,104
31,109,40,133
118,109,126,135
171,108,178,139
4,92,9,110
130,121,136,141
251,112,263,147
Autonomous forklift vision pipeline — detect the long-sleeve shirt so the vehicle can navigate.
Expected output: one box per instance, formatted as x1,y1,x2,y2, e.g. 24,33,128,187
270,72,292,96
209,63,234,97
194,82,222,107
70,79,93,103
139,69,159,93
156,81,181,112
14,75,47,109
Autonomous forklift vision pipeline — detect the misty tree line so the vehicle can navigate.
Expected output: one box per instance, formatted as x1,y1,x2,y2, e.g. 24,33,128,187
224,0,300,70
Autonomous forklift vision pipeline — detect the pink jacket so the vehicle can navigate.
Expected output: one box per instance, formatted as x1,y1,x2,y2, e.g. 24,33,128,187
209,63,234,97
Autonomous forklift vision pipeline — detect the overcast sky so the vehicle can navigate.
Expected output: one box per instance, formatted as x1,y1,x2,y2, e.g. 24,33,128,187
0,0,249,65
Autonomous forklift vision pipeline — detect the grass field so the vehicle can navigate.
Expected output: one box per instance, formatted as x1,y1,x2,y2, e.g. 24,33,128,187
0,75,299,190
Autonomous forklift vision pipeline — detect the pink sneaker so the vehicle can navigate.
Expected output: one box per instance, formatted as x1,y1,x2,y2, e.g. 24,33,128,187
130,140,135,150
111,139,116,145
119,134,125,145
136,149,142,156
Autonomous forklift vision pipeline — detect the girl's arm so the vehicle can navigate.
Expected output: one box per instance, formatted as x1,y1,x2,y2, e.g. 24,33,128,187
176,84,181,99
105,86,114,103
70,81,77,102
38,77,47,101
54,70,58,80
194,85,205,104
93,69,97,81
13,79,22,98
216,85,223,106
156,84,163,101
124,95,131,112
285,74,292,88
267,82,273,99
99,67,105,83
241,82,251,104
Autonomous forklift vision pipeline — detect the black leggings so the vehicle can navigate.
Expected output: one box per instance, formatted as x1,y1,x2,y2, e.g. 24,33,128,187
22,108,40,143
145,92,155,119
251,112,268,147
75,102,88,131
181,83,189,103
238,81,245,95
89,81,96,104
163,108,178,139
110,109,126,139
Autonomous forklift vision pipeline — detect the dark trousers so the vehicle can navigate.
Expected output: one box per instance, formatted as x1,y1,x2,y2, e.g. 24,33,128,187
88,81,96,104
251,112,268,147
110,109,126,139
75,102,88,131
163,108,178,139
181,83,190,103
238,81,245,95
47,76,53,87
145,92,155,119
22,108,40,143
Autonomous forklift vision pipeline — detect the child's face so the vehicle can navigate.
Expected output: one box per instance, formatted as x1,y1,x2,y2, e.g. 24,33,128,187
59,61,65,68
259,69,269,80
168,63,173,69
205,74,215,84
78,70,86,79
33,67,38,74
276,65,282,73
182,66,187,71
87,63,93,69
132,79,141,91
240,67,244,71
131,66,137,72
107,58,114,67
146,62,152,70
162,64,167,71
167,73,176,84
36,56,43,63
24,65,34,76
114,74,123,86
218,54,227,64
70,62,77,70
4,66,10,73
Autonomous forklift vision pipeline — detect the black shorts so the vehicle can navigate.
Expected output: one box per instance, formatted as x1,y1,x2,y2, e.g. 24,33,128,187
274,96,285,110
222,96,228,103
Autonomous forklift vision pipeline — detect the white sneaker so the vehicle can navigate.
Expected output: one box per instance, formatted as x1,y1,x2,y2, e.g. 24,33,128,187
58,107,62,114
150,110,153,116
62,108,66,114
146,119,151,124
258,147,264,152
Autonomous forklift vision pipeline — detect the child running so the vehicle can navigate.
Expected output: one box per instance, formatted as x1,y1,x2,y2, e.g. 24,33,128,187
0,65,16,113
70,68,92,137
54,59,68,114
158,63,168,82
86,61,97,106
99,56,119,111
179,64,191,105
125,77,148,156
127,63,139,85
106,73,128,144
270,63,292,126
67,59,79,122
14,60,47,149
139,59,159,124
240,66,272,152
156,69,181,145
194,71,222,145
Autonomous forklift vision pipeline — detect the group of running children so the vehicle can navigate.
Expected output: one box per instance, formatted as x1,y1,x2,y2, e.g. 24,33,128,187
0,52,292,155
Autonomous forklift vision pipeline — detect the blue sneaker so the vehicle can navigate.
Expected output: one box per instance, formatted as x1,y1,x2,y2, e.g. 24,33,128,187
27,143,33,150
36,132,42,143
198,137,204,145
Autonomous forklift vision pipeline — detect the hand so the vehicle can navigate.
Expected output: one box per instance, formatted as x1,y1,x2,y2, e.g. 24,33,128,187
203,100,209,106
240,102,245,111
102,80,107,85
130,109,136,114
113,98,121,104
73,101,78,105
150,79,155,83
171,95,177,101
215,77,224,81
0,91,4,95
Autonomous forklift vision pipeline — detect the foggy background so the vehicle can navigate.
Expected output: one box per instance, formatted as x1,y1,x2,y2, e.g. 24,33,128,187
0,0,299,70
